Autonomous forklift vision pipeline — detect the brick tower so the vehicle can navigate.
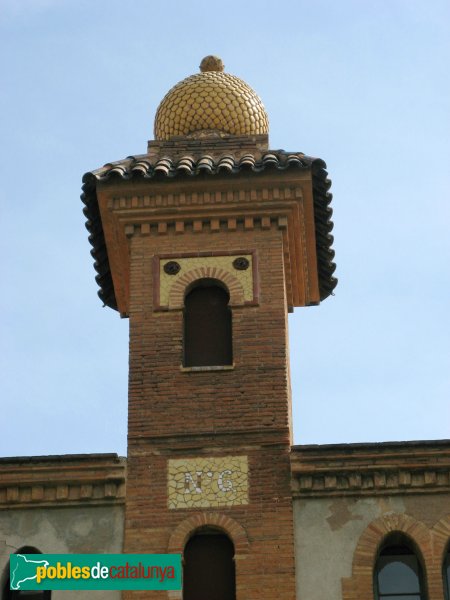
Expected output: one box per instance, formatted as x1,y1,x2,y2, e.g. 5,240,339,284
82,56,336,600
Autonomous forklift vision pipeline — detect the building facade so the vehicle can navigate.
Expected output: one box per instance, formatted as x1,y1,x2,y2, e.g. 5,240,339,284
1,57,450,600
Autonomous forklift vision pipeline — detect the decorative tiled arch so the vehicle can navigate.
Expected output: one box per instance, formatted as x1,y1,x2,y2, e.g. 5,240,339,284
168,267,245,309
167,511,250,556
153,251,259,311
341,514,432,600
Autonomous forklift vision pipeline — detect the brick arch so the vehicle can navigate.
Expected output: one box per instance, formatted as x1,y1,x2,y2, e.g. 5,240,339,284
341,514,432,600
432,515,450,598
432,514,450,563
166,513,249,600
430,514,450,600
167,512,250,557
168,268,245,309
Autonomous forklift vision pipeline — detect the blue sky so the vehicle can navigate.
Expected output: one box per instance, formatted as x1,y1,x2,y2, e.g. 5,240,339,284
1,0,449,457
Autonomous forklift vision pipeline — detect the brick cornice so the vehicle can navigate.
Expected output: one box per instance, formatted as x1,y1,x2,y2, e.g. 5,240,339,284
291,440,450,498
95,172,320,314
82,150,337,311
0,454,126,509
128,427,291,449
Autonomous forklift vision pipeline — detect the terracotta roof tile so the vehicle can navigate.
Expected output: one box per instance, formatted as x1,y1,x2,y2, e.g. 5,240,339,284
81,151,337,310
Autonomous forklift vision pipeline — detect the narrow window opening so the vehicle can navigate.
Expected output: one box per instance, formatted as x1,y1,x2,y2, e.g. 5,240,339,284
374,535,425,600
183,531,236,600
183,280,232,367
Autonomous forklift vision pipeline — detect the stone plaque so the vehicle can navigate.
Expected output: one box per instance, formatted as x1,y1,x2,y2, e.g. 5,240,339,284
168,456,248,509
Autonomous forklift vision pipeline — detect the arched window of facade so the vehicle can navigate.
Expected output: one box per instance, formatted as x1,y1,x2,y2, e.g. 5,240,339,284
2,547,51,600
183,530,236,600
183,280,232,367
444,544,450,600
374,534,426,600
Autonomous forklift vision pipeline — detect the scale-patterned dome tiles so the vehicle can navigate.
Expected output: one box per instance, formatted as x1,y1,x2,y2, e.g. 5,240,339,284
154,72,269,140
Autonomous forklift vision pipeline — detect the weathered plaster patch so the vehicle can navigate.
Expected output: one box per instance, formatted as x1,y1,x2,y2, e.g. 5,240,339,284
403,495,450,528
326,498,363,531
376,496,398,516
293,496,408,600
0,506,124,600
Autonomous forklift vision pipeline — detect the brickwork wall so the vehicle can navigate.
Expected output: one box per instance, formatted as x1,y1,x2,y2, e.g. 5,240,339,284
123,224,296,600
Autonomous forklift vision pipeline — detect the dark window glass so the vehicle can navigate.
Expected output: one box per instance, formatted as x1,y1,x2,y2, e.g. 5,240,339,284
375,544,424,600
444,549,450,600
183,533,236,600
184,283,232,367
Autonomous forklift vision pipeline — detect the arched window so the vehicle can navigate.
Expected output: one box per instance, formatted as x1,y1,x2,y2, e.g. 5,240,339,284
444,544,450,600
2,547,51,600
374,534,425,600
183,280,232,367
183,531,236,600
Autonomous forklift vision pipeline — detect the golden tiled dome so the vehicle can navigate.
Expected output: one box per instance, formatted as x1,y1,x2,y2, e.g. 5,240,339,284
154,56,269,140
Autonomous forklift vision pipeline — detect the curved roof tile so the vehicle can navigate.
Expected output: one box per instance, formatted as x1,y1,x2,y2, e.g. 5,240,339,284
81,151,337,310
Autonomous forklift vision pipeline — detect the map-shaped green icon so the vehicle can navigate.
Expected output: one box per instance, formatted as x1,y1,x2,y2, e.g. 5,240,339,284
10,555,49,590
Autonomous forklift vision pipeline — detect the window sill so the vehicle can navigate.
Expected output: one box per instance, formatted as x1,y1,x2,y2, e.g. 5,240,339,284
180,364,235,372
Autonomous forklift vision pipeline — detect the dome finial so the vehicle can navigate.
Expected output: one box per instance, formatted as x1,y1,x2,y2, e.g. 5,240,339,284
200,55,224,73
154,58,268,140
